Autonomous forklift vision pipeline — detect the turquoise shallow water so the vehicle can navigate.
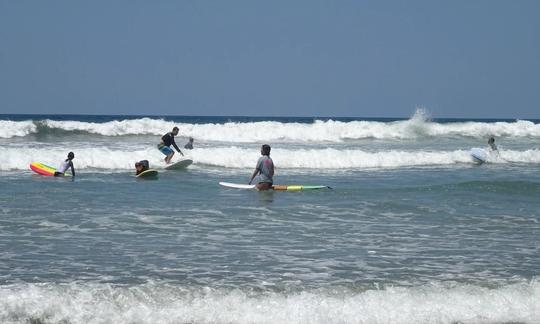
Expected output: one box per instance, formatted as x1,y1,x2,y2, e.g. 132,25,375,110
0,114,539,323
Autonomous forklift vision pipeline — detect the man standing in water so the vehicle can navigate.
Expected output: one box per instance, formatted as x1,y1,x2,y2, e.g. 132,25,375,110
158,127,184,164
249,144,274,191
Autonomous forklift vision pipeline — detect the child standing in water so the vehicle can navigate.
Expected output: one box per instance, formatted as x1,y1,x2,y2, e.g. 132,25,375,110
184,137,194,149
487,136,501,159
249,144,274,191
488,137,498,152
55,152,75,177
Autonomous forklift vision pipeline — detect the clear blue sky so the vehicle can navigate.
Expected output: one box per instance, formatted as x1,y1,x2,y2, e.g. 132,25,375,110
1,0,538,118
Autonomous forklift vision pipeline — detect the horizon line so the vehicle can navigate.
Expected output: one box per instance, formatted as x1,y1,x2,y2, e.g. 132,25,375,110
0,113,537,122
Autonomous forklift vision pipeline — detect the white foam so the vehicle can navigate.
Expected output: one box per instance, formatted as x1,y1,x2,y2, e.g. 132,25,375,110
428,119,540,138
189,147,540,169
1,114,539,141
0,147,168,171
193,147,471,169
0,281,538,324
2,146,539,171
42,118,176,136
0,120,37,138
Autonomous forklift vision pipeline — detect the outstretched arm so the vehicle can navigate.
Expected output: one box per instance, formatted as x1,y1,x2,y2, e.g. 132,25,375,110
171,140,184,156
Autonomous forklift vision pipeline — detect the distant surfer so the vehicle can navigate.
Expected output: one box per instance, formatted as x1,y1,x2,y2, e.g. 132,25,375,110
184,137,194,150
158,127,184,164
249,144,274,191
135,160,149,175
488,137,498,152
54,152,75,177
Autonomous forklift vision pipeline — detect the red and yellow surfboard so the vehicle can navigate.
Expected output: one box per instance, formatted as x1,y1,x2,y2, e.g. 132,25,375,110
29,162,58,176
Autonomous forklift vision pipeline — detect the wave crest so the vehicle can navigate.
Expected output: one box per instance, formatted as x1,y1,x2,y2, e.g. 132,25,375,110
1,116,539,141
0,120,37,138
2,147,539,171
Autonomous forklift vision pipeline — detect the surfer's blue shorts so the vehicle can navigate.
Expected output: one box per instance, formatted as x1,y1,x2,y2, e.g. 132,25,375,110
158,144,173,155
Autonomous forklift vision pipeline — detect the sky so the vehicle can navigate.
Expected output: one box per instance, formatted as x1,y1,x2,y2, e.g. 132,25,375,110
0,0,539,119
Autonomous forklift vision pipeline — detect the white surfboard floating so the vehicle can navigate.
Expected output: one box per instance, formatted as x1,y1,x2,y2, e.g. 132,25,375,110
470,148,488,164
219,182,257,189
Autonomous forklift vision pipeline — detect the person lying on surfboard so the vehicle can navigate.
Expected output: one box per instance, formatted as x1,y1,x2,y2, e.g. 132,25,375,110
135,160,149,175
249,144,274,191
54,152,75,177
158,127,184,164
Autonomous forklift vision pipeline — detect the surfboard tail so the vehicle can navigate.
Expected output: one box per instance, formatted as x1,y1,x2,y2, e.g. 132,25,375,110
30,162,56,176
272,185,330,191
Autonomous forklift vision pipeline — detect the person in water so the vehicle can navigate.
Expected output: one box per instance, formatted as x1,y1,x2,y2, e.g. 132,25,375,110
184,137,194,149
135,160,149,175
54,152,75,177
249,144,274,191
488,137,498,152
158,127,184,164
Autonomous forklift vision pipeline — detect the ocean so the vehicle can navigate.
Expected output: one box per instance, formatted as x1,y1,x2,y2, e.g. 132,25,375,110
0,110,539,324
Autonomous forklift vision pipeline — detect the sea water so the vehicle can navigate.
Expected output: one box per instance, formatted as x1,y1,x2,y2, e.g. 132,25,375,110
0,110,539,323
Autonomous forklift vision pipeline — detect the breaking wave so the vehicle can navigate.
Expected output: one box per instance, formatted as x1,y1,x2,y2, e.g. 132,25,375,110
1,115,539,142
0,281,538,324
2,146,539,171
0,120,37,139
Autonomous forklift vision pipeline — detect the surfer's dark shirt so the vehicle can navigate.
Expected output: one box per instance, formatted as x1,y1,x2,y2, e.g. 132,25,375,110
161,132,181,152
